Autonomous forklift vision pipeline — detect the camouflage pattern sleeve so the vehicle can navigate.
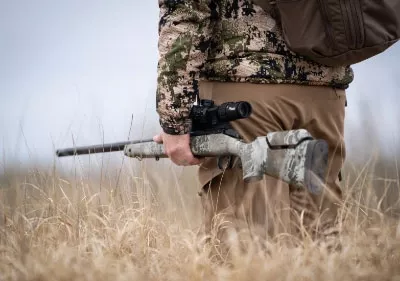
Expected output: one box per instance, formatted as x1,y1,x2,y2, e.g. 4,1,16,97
156,0,213,135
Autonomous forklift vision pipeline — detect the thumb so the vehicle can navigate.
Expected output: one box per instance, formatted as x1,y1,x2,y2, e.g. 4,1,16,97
153,133,163,144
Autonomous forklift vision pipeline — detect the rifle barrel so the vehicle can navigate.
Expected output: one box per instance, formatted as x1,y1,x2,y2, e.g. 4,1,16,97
56,139,153,157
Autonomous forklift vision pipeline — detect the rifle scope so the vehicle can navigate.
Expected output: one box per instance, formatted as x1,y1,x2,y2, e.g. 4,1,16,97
191,99,252,125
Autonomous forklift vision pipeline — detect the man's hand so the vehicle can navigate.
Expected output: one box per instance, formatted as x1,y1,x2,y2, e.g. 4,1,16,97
153,132,202,166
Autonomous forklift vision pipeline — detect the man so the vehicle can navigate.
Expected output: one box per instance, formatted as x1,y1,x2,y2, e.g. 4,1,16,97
153,0,353,246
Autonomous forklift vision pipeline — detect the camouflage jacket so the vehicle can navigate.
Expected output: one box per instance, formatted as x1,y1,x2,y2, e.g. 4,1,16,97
157,0,354,135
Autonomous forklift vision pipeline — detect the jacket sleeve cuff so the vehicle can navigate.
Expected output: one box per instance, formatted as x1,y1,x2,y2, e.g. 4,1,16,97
160,119,192,135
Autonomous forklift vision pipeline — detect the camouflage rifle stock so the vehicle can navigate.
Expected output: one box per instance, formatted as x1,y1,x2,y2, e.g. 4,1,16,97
124,129,328,194
56,99,329,194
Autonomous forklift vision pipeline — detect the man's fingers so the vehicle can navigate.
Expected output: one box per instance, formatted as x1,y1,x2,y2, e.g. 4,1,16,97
157,132,202,166
186,154,203,165
189,158,202,165
167,149,202,166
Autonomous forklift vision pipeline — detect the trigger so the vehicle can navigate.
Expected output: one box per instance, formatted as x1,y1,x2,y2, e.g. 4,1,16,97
217,156,234,170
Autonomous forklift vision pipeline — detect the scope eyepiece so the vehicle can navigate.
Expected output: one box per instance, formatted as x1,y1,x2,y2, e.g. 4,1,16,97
217,101,252,122
190,99,252,128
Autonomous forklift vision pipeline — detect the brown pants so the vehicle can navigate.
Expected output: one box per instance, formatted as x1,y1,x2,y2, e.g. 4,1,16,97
197,81,346,244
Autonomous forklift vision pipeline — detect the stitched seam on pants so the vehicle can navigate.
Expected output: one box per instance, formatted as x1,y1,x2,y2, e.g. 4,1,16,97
333,88,346,99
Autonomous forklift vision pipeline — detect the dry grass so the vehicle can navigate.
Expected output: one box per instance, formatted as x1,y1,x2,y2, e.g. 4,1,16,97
1,158,400,281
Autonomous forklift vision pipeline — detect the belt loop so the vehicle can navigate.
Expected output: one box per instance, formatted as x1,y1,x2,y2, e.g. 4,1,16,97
199,81,213,100
333,87,347,104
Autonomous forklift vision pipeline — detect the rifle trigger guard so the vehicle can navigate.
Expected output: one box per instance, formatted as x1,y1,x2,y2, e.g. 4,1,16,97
217,156,234,170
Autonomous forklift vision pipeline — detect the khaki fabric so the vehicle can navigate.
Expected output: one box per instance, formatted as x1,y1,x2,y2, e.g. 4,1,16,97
197,81,346,244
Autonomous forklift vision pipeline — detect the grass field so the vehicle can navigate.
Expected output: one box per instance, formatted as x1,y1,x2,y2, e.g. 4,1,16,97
1,157,400,281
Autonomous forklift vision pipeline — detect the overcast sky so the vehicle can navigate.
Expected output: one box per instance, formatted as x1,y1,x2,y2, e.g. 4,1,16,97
1,1,400,171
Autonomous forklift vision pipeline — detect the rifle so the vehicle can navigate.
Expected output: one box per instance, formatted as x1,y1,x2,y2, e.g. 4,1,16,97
56,99,329,194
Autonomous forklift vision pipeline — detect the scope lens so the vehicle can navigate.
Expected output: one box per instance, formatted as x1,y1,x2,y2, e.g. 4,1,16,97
236,102,252,118
217,101,252,122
